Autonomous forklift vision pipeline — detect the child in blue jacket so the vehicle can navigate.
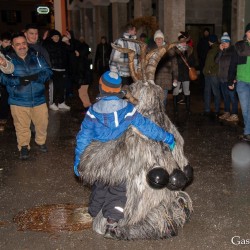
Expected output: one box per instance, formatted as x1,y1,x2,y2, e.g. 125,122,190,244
74,71,175,239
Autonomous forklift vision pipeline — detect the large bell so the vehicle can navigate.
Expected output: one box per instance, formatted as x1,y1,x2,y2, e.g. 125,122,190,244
167,169,188,191
183,164,194,184
146,167,169,189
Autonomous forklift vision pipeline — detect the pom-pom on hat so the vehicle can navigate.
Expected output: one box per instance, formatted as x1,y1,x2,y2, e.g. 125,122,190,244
99,71,122,96
208,34,218,43
245,23,250,33
221,32,231,43
154,30,164,41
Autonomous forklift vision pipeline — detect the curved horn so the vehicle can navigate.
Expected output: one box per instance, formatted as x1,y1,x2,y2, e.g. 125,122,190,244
145,43,176,81
111,43,138,82
122,39,147,82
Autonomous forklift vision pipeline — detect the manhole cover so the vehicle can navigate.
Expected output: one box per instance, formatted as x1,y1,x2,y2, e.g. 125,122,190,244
13,204,92,232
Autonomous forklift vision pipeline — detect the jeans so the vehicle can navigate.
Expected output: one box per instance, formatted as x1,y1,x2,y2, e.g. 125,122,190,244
220,81,238,114
173,81,190,96
204,76,220,113
236,81,250,135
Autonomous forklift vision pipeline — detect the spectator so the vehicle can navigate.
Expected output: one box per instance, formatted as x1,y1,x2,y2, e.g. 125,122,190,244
61,32,79,99
73,71,175,239
153,30,178,111
24,24,51,66
94,36,112,77
44,29,71,111
0,32,13,132
228,23,250,141
197,28,210,94
215,32,238,122
0,33,52,159
174,31,196,115
139,33,147,43
109,23,140,86
77,36,92,109
202,34,220,116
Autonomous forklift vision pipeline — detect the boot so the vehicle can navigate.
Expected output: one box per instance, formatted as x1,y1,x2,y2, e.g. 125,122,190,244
185,95,191,114
173,96,178,115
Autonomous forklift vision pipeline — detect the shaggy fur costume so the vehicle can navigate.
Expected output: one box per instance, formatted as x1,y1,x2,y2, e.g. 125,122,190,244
78,79,193,240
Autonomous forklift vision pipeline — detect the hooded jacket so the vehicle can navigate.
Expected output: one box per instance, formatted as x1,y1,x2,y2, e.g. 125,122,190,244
74,96,174,176
0,49,52,107
203,43,219,76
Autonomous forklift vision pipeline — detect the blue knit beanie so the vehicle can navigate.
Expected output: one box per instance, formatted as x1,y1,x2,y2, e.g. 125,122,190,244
99,71,122,96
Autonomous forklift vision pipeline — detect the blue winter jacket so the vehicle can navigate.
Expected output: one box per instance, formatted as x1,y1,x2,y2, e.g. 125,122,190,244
74,96,174,176
0,49,52,107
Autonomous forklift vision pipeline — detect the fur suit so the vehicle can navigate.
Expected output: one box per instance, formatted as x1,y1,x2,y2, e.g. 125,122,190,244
77,43,193,240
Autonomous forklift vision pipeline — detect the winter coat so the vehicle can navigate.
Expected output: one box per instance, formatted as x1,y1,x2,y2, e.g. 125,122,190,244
109,33,140,77
215,45,234,82
76,41,91,85
228,40,250,85
197,36,210,70
203,43,220,76
74,96,173,175
28,42,51,67
0,51,14,74
155,48,178,90
175,46,195,82
44,39,70,70
0,49,52,107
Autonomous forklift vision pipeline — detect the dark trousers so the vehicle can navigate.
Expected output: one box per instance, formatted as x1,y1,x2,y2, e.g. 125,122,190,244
52,70,66,104
0,86,9,120
88,181,127,221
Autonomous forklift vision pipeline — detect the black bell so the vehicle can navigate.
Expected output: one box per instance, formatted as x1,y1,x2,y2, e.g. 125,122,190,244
167,169,188,191
183,164,194,184
146,167,169,189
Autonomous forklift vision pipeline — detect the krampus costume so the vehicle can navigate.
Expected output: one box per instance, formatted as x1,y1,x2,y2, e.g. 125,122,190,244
75,41,193,240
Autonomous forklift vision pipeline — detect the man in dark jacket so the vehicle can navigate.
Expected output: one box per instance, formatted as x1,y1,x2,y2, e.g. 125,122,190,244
202,34,220,116
0,33,52,159
44,29,71,111
215,32,238,122
94,36,111,77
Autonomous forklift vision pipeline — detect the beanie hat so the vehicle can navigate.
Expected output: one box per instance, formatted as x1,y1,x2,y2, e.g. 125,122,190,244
221,32,231,43
99,71,122,96
49,29,61,38
245,23,250,33
154,30,164,41
208,34,218,43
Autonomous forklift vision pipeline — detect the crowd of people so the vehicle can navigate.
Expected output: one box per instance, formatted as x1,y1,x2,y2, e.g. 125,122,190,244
0,22,250,154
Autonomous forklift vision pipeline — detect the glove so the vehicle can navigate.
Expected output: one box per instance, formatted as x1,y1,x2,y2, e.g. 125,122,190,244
19,73,38,85
163,133,175,151
74,164,80,177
